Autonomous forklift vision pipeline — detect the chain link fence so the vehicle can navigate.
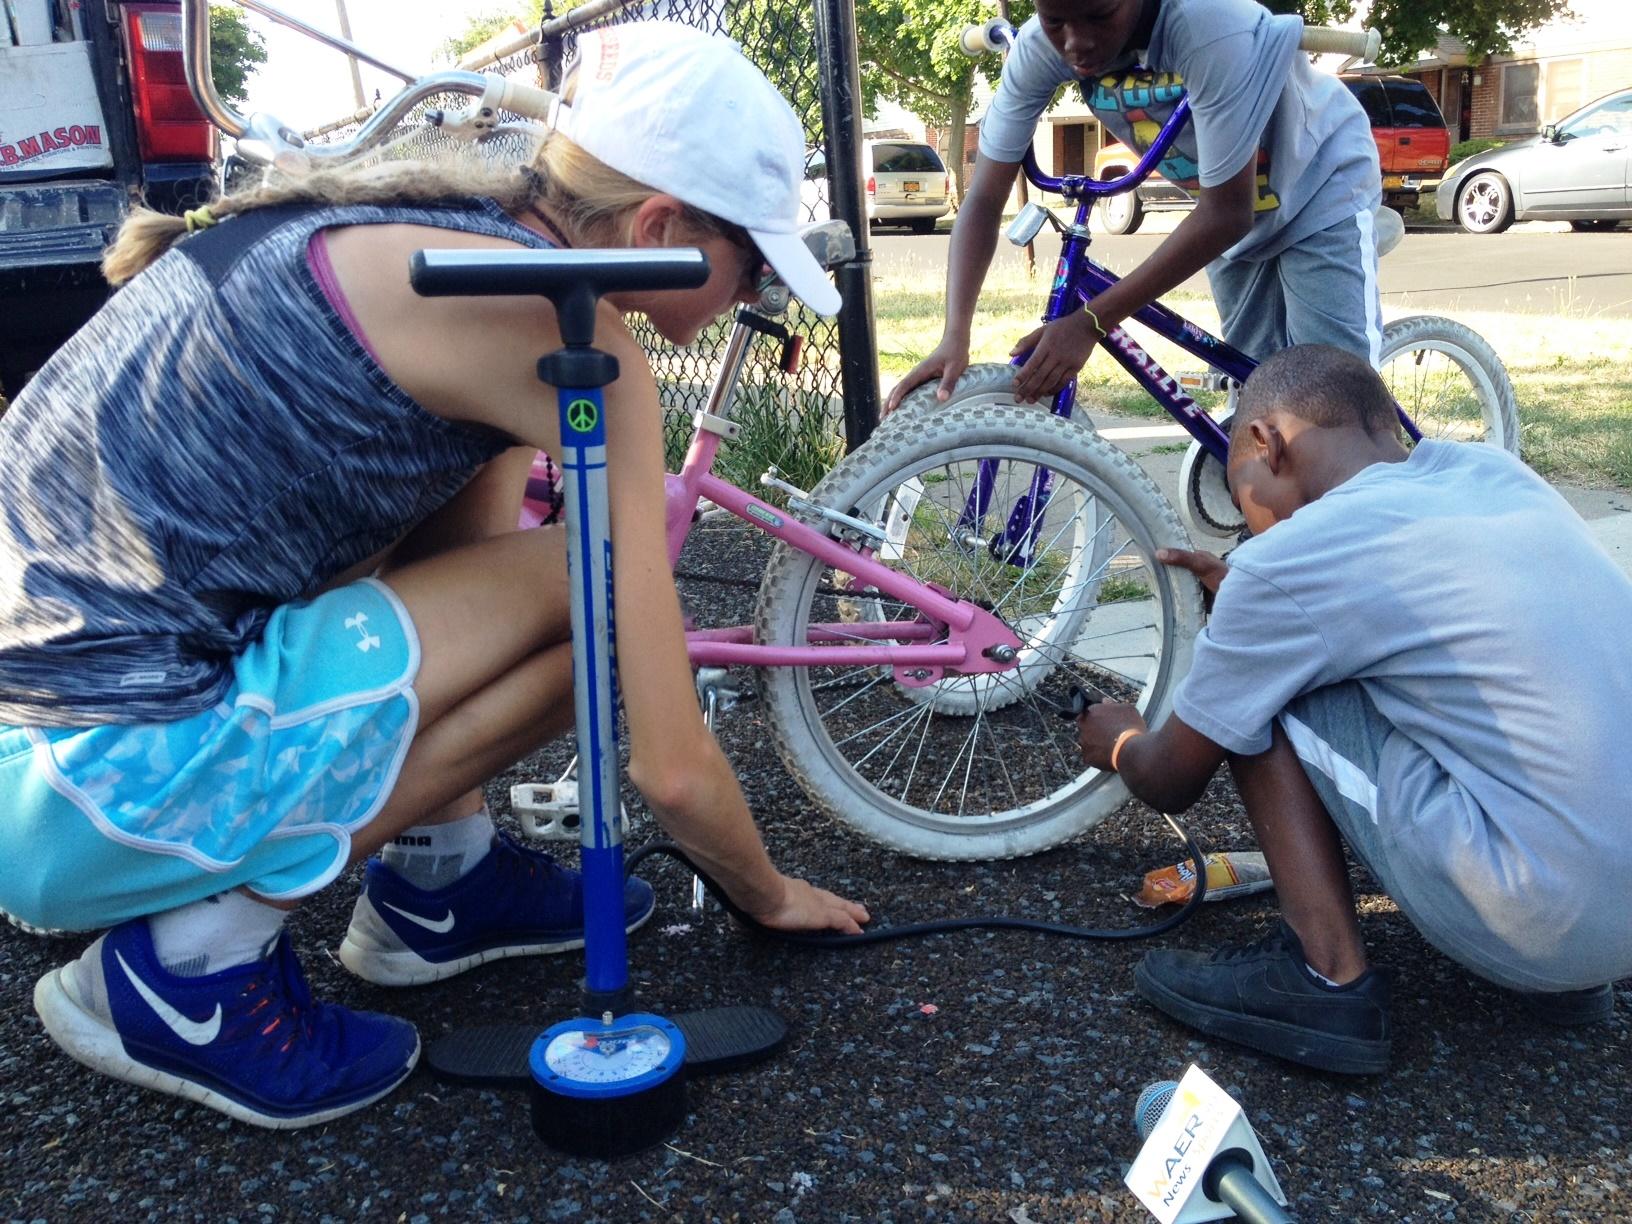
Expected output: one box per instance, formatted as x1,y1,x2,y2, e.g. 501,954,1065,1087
310,0,876,490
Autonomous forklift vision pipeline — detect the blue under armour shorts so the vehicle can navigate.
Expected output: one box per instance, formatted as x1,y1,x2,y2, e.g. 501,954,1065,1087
0,578,420,932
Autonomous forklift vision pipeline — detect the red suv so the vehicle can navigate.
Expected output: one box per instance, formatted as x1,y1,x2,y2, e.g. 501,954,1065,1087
1342,74,1452,207
1091,74,1450,234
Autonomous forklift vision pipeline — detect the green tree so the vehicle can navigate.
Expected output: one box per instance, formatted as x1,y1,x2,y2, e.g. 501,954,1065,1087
208,4,267,106
855,0,1034,201
1261,0,1573,65
440,4,546,64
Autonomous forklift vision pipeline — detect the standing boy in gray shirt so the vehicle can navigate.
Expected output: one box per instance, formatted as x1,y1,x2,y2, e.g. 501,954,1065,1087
1077,345,1632,1075
886,0,1383,411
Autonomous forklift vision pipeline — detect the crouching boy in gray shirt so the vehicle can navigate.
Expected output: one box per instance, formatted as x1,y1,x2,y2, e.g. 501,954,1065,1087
1077,344,1632,1075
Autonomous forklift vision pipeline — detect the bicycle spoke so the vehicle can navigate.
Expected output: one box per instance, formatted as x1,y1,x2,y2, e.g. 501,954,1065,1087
929,715,983,815
828,692,938,754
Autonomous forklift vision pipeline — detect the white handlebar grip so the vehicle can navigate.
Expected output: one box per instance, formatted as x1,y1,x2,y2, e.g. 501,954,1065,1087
959,18,1008,56
495,79,561,122
1298,25,1381,61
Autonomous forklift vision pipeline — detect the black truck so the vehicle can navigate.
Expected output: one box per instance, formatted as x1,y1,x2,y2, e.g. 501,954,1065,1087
1,0,216,397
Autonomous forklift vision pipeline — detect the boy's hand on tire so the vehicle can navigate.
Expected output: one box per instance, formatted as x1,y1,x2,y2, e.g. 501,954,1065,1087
1157,547,1229,594
885,339,970,415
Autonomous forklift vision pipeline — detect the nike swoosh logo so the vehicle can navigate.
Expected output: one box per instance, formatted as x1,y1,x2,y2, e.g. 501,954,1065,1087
115,951,223,1046
382,902,456,934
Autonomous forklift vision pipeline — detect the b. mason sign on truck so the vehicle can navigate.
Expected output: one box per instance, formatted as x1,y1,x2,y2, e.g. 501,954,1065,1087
0,0,216,397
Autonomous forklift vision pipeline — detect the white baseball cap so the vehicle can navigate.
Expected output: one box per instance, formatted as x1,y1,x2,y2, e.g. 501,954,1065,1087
556,22,842,316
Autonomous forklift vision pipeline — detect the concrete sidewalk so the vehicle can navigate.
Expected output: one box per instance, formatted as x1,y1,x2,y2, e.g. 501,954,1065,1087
1095,412,1632,577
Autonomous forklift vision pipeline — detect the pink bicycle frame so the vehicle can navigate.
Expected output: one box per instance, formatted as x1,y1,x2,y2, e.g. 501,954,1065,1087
662,418,1023,685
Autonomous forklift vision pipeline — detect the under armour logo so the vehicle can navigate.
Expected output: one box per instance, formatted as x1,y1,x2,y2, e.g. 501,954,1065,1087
345,611,381,653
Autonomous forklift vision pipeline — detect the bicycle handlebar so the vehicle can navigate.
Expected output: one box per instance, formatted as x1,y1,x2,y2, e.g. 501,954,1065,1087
184,0,561,170
1300,25,1381,59
959,17,1013,56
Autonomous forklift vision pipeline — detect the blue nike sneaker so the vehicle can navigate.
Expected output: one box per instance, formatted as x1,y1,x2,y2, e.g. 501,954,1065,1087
338,833,657,986
32,919,419,1129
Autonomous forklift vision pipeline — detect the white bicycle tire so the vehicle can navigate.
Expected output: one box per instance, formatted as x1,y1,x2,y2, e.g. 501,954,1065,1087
754,399,1204,861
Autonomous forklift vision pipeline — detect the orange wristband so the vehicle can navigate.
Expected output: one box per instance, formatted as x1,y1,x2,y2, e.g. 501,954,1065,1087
1110,728,1143,772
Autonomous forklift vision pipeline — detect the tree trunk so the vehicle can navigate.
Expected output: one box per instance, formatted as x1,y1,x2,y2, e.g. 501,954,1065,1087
947,83,972,204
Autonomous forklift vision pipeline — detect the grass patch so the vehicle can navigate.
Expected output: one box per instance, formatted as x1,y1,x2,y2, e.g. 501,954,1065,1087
667,381,846,499
1098,575,1151,603
873,261,1632,490
1430,308,1632,488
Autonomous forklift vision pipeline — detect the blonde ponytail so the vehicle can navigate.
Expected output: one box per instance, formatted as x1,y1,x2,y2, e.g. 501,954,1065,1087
102,210,192,286
103,126,735,286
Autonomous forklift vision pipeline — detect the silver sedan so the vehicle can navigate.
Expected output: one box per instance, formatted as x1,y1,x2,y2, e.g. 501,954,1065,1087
1436,88,1631,233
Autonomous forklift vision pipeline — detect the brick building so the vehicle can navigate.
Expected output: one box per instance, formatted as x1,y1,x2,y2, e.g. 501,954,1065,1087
1405,0,1632,142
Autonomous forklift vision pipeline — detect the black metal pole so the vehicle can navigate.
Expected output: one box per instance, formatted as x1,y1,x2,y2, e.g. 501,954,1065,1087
539,0,564,90
812,0,880,452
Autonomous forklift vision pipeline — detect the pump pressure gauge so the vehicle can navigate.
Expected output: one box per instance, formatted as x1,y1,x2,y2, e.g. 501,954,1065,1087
529,1012,687,1158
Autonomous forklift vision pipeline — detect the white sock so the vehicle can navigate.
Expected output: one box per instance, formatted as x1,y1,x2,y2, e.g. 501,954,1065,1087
380,805,496,890
149,891,287,978
1306,961,1345,988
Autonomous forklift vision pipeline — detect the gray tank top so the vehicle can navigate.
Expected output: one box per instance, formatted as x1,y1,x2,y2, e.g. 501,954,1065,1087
0,196,552,726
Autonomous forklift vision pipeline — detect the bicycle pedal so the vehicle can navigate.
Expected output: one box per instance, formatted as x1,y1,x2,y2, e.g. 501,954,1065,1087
1176,370,1237,394
511,781,631,841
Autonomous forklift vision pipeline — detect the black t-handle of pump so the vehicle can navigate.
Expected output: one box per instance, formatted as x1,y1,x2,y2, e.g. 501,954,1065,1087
409,246,711,348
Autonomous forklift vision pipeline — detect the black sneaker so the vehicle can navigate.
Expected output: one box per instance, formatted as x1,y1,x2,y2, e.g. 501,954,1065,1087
1515,983,1615,1027
1134,921,1391,1075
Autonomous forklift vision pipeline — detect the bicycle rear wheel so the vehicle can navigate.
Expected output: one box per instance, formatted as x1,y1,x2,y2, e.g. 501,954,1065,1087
754,401,1204,861
1379,315,1520,453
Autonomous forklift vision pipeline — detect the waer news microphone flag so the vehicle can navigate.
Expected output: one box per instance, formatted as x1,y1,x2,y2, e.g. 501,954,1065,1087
1125,1065,1294,1224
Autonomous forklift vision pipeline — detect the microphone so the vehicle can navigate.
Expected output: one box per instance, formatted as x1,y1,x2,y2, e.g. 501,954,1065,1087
1126,1068,1293,1223
1134,1079,1177,1141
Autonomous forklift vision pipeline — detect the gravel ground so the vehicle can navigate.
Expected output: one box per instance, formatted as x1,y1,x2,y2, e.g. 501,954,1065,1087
3,522,1629,1224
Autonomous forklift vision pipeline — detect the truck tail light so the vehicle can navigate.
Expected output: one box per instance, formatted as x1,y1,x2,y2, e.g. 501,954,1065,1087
125,5,216,163
866,175,876,196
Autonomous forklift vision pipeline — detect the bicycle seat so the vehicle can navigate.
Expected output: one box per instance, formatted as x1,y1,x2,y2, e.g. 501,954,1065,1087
751,220,853,315
1373,205,1405,258
799,219,855,271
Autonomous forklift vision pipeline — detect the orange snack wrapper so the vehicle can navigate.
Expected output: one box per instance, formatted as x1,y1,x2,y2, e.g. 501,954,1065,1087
1135,851,1273,908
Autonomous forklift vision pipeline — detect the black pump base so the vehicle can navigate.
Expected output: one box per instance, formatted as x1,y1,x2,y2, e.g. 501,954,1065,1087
530,1070,688,1159
427,1006,787,1087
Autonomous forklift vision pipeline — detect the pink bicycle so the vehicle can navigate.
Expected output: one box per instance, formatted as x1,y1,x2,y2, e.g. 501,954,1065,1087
560,222,1205,861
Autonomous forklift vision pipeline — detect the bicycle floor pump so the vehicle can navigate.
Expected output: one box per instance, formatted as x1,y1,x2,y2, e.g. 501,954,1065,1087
407,246,786,1159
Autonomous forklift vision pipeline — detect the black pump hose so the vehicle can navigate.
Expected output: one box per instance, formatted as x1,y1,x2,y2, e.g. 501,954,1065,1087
623,812,1210,947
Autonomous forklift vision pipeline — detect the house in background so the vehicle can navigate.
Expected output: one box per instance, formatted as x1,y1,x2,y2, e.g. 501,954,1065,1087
1404,0,1630,141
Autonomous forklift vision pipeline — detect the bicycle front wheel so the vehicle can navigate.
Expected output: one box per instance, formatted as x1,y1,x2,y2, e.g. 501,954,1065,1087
1379,315,1520,453
754,400,1204,861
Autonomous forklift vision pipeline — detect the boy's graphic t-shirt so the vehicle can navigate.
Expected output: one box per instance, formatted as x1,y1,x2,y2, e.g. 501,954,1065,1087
978,0,1379,260
1082,70,1279,215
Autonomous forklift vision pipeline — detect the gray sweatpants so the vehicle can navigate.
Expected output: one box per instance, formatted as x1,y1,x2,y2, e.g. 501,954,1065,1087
1208,206,1385,366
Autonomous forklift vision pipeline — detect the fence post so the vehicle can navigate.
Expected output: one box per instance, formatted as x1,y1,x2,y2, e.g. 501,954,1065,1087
812,0,879,452
539,1,565,89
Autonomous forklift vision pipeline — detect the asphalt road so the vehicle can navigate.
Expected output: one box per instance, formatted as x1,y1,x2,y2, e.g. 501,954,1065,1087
4,521,1629,1223
869,219,1632,318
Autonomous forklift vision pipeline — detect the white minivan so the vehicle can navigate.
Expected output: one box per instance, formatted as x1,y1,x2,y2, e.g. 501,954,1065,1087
803,139,952,233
